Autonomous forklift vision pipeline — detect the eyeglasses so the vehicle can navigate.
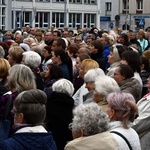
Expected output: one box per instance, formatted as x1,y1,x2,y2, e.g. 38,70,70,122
68,123,73,130
11,108,19,115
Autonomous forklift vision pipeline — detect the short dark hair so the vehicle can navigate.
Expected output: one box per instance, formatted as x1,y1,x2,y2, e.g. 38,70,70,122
44,46,52,54
47,64,63,79
121,51,141,73
119,64,134,79
140,56,149,72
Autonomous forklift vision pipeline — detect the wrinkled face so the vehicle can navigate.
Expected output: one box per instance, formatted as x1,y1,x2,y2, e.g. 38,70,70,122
113,67,125,83
108,52,115,64
93,90,103,103
85,82,95,91
44,32,53,41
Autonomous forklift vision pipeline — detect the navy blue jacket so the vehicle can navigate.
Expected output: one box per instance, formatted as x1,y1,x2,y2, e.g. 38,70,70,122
0,132,57,150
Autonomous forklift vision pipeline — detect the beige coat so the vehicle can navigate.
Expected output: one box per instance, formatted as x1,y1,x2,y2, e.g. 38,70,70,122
64,131,119,150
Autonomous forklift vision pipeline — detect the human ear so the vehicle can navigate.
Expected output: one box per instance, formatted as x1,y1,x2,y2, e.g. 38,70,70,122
109,109,115,120
18,113,24,123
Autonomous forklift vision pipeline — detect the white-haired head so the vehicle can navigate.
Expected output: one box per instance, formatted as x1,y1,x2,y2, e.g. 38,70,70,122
71,103,110,137
84,68,105,83
22,51,41,68
52,79,74,96
94,76,120,99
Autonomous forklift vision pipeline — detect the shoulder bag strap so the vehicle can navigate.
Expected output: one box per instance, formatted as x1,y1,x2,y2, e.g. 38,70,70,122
3,94,12,119
110,131,132,150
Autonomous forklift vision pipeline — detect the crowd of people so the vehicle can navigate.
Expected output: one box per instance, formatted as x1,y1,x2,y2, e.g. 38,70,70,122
0,24,150,149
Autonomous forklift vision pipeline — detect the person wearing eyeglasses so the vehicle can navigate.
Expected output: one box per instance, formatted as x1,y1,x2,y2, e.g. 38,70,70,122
65,103,119,150
113,64,142,103
106,44,126,77
106,92,141,150
0,89,57,150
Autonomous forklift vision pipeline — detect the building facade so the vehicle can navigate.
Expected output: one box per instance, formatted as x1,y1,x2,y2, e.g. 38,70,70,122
10,0,100,31
100,0,150,31
119,0,150,30
0,0,11,30
1,0,150,31
100,0,119,30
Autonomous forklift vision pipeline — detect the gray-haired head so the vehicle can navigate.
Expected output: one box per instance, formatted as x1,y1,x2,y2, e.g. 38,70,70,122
14,89,47,125
8,64,36,92
71,103,110,136
84,68,105,83
52,79,74,96
0,46,5,58
22,51,41,68
95,75,120,99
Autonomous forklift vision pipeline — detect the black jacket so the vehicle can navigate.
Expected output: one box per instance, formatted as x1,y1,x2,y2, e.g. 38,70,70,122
46,91,74,150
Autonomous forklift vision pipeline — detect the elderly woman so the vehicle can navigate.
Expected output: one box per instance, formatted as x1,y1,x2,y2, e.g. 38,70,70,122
93,75,120,112
113,64,142,102
22,51,43,90
132,76,150,150
106,92,141,150
73,59,99,106
7,46,24,66
0,89,56,150
0,58,10,98
106,44,125,77
46,79,74,150
83,68,105,103
120,50,142,86
0,64,36,141
137,30,148,53
65,103,119,150
74,53,91,93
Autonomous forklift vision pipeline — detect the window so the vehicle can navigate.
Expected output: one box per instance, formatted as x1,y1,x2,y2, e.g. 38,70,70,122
0,6,6,30
106,2,111,11
35,12,49,28
0,0,5,5
36,0,50,2
69,0,82,3
53,0,64,2
123,0,129,9
84,14,96,28
137,0,143,9
52,13,64,28
69,13,81,28
84,0,96,5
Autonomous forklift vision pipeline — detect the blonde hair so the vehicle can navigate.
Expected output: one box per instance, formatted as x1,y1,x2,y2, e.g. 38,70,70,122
8,46,24,64
0,58,10,78
81,59,99,74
